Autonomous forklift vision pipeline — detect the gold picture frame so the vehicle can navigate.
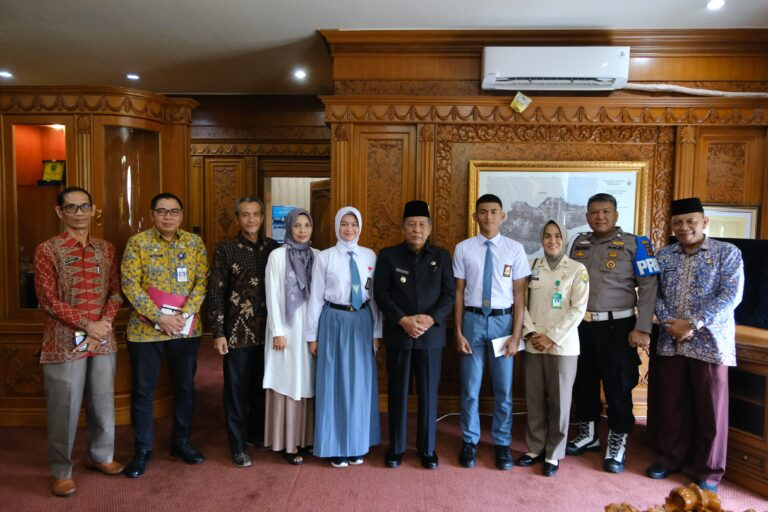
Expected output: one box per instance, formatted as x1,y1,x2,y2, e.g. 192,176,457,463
703,203,760,240
468,160,650,257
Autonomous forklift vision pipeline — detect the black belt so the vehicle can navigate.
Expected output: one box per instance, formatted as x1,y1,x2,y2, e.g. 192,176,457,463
327,301,369,312
465,306,512,317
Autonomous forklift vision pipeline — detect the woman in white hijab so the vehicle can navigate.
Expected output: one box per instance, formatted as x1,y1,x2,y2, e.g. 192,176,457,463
263,208,318,464
517,219,589,477
306,206,382,468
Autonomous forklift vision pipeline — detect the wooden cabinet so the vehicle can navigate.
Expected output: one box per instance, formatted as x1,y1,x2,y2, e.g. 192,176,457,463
726,326,768,497
0,86,197,425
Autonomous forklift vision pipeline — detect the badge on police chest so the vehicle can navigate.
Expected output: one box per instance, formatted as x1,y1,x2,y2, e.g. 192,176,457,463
176,266,188,282
503,264,512,277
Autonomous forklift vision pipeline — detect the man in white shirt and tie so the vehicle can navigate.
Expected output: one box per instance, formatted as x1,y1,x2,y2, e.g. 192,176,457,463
453,194,530,470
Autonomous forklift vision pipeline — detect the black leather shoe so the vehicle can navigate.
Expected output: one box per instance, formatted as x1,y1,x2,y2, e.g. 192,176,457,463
515,453,544,467
603,455,625,474
645,462,681,480
543,462,558,477
124,449,152,478
420,451,439,470
495,445,513,470
459,442,477,468
385,452,403,468
170,440,204,465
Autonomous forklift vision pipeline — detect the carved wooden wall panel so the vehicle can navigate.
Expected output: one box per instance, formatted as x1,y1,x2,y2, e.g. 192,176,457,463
692,127,766,209
352,125,417,253
203,158,247,252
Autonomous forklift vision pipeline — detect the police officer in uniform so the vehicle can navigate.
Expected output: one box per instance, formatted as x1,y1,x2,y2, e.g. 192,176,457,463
374,200,455,469
566,193,659,473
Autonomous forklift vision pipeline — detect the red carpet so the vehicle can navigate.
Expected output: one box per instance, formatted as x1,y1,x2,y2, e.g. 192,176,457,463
2,348,765,511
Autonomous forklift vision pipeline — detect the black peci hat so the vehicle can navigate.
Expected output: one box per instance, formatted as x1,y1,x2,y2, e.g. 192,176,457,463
403,200,430,219
670,197,704,216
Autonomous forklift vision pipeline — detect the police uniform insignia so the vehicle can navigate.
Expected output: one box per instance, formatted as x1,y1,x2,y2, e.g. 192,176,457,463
633,235,660,276
608,251,618,257
482,299,491,308
606,260,616,269
612,240,625,246
400,276,407,283
581,273,589,282
574,251,586,258
578,240,591,245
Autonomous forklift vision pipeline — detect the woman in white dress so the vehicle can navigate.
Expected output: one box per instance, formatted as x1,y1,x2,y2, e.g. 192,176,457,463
263,208,318,464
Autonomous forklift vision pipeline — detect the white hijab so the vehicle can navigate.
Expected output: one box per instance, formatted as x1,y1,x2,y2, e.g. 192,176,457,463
334,206,362,252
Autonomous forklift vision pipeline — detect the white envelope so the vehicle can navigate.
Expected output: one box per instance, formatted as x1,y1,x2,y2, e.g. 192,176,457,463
491,335,526,358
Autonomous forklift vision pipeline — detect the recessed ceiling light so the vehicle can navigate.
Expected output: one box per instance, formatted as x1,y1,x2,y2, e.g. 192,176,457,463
293,69,307,80
126,73,140,80
0,71,13,79
706,0,725,10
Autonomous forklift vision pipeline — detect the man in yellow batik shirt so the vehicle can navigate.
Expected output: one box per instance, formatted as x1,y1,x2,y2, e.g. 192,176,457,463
121,192,208,479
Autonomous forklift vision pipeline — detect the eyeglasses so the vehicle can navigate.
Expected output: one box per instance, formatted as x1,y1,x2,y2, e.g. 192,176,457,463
61,203,93,214
154,208,182,217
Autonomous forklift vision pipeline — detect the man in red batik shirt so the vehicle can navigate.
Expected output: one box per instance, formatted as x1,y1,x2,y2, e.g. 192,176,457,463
33,186,123,497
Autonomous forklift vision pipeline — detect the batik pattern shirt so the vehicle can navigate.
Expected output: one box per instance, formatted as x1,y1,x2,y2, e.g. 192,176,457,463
208,234,279,349
655,237,744,366
122,228,208,342
33,232,122,363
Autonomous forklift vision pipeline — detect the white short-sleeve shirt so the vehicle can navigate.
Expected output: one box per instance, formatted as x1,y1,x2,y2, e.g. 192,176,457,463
453,233,530,309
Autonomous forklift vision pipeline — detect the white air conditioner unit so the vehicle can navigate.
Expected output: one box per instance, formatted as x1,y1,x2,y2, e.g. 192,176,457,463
482,46,630,91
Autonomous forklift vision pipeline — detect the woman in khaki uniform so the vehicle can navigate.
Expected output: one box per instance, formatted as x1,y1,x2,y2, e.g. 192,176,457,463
516,219,589,477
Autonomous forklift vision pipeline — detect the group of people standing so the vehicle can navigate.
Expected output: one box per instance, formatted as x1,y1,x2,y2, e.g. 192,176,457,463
35,186,743,498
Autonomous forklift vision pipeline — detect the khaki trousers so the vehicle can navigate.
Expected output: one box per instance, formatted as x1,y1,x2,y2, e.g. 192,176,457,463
43,353,116,478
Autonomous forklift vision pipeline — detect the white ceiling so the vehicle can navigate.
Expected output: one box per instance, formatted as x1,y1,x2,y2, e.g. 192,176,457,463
1,0,767,95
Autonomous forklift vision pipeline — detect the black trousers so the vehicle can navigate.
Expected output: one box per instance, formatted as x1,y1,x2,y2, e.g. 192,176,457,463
223,344,265,454
128,337,201,451
572,317,640,434
386,345,442,455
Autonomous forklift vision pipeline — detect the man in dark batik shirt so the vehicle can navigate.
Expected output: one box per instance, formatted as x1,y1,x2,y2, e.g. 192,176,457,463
208,197,279,467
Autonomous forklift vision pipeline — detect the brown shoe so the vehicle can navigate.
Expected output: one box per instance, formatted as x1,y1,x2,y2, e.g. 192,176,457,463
51,477,76,497
84,458,124,475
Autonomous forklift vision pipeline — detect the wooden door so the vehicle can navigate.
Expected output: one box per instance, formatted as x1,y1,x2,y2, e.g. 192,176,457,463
310,179,332,250
203,157,247,252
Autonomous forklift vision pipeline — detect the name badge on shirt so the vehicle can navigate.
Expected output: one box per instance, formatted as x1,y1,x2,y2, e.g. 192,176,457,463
176,266,188,283
552,292,563,309
503,264,512,277
365,277,372,290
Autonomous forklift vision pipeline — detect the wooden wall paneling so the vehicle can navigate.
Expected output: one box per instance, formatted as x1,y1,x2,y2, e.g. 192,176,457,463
189,156,203,234
203,157,247,252
331,123,351,214
694,127,767,205
417,124,436,205
74,114,92,190
352,124,417,252
673,125,697,199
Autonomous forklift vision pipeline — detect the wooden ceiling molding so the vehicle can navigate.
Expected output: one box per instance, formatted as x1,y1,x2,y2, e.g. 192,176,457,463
191,142,330,157
0,86,198,124
322,96,768,127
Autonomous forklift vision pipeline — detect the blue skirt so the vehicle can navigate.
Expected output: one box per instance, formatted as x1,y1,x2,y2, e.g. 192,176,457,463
313,304,380,457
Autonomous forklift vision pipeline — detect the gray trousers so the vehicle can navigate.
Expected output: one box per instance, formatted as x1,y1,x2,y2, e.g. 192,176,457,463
523,352,578,461
43,353,116,478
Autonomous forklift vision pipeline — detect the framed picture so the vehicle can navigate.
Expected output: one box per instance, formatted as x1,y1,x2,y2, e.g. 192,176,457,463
703,204,760,240
41,160,65,182
468,160,650,258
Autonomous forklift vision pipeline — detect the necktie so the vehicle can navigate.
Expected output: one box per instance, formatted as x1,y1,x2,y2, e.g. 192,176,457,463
482,240,493,316
349,251,363,310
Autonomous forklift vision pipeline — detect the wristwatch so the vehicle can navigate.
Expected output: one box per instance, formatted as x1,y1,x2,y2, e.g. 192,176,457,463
687,319,697,331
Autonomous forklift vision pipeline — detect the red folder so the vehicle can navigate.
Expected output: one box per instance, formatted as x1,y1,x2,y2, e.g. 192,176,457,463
142,287,196,335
